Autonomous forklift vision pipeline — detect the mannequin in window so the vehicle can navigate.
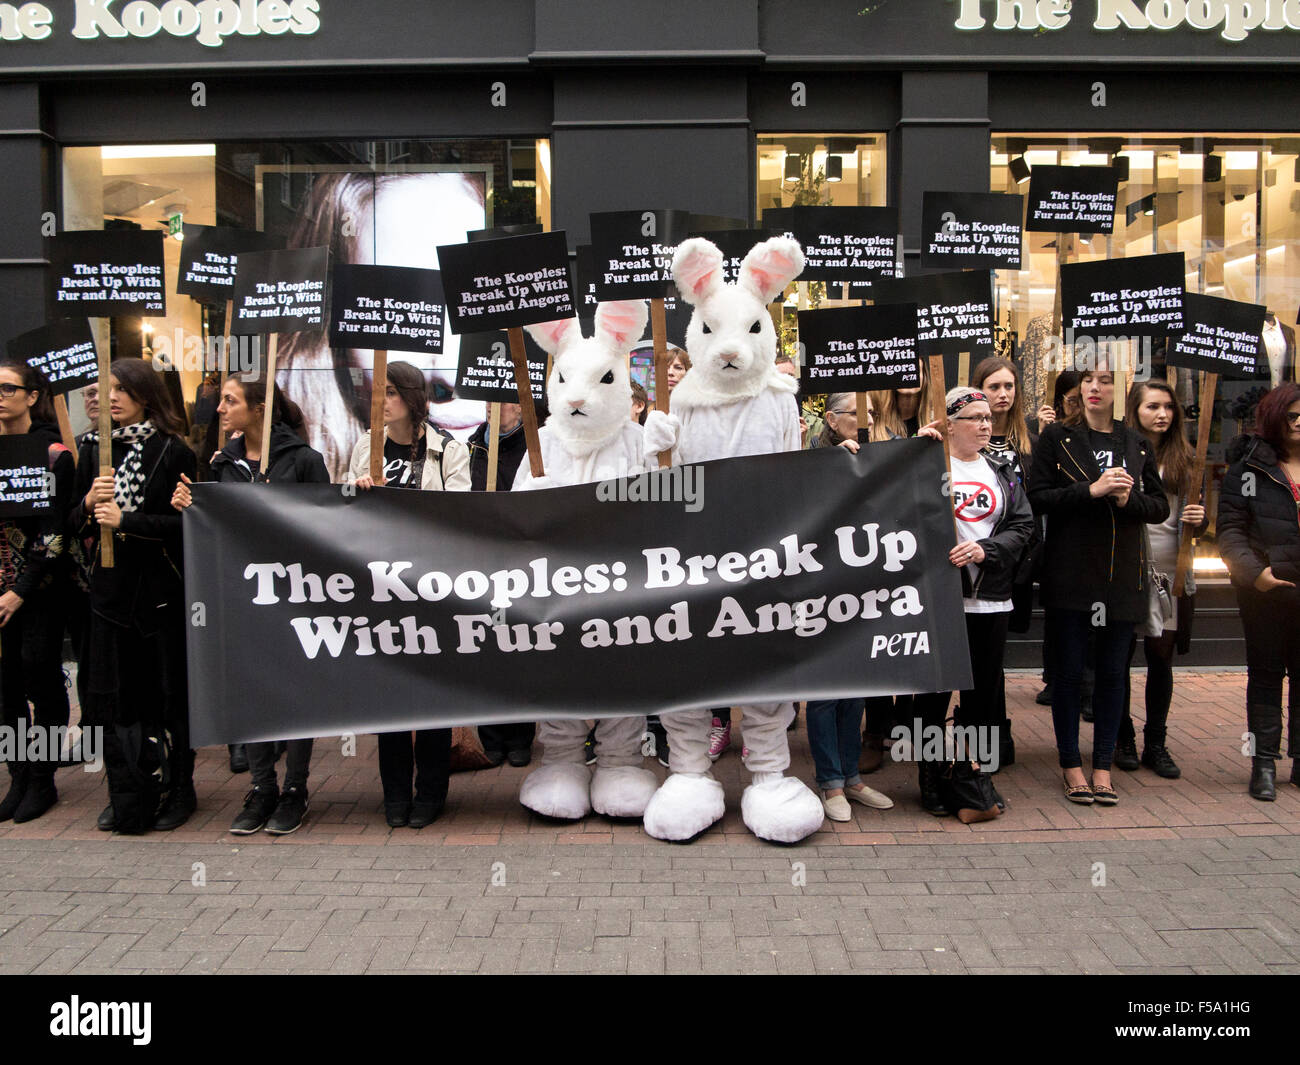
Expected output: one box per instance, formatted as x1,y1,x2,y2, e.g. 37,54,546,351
1259,312,1296,388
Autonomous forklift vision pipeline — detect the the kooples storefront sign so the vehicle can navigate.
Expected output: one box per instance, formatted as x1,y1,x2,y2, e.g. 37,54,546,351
951,0,1300,41
0,0,320,46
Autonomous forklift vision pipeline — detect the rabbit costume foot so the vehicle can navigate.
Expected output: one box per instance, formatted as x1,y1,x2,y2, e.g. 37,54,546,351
643,772,726,842
591,765,659,819
520,762,592,821
741,773,825,843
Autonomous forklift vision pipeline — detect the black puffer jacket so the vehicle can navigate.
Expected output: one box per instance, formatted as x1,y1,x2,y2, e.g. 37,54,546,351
209,423,329,485
1217,434,1300,588
1029,419,1170,623
957,449,1035,604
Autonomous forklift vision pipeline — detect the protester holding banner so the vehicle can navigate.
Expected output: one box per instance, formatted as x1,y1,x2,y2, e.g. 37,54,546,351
1029,369,1169,806
1216,382,1300,801
345,361,468,828
805,392,894,821
972,355,1040,768
172,374,327,834
1113,380,1205,780
72,358,197,834
0,362,75,823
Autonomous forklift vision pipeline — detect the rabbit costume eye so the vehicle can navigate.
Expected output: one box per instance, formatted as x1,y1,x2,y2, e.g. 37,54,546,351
701,322,712,335
749,320,762,334
600,370,614,384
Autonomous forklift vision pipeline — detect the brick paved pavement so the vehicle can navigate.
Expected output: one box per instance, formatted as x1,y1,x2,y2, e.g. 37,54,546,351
1,671,1297,973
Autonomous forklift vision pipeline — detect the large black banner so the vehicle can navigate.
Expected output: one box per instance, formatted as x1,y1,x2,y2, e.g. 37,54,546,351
185,442,971,745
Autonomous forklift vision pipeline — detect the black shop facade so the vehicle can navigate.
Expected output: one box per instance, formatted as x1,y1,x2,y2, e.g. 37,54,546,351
3,0,1299,665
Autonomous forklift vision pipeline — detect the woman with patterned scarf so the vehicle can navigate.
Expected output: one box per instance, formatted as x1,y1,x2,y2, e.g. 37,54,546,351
70,358,196,834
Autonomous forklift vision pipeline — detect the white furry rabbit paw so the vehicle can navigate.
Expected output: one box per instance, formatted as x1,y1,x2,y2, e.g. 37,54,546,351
521,474,555,491
643,410,680,458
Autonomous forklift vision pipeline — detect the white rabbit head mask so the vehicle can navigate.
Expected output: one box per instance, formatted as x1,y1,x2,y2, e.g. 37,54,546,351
670,236,804,403
525,299,648,455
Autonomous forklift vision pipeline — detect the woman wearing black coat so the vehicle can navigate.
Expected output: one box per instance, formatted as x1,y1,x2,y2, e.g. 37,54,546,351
1216,382,1300,801
1029,369,1169,806
173,374,329,835
71,358,197,834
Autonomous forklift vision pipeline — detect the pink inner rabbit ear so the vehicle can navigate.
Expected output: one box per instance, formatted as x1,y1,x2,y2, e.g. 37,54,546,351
672,238,725,306
739,238,806,304
594,300,648,351
524,316,578,355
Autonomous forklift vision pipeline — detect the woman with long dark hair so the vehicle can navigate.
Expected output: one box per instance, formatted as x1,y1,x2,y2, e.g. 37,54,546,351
1217,382,1300,800
73,357,196,833
347,361,469,827
0,361,75,823
1029,368,1169,806
1113,380,1205,778
173,374,328,834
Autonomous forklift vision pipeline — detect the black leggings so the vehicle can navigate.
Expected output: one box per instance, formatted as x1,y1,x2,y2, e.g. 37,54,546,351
377,729,451,805
1237,586,1300,757
1118,631,1177,749
0,590,70,755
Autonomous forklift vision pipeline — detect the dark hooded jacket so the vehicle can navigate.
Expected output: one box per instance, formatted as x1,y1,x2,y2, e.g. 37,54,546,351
209,422,329,485
1217,434,1300,588
958,449,1036,604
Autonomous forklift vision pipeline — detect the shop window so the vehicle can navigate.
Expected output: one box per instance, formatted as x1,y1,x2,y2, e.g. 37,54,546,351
62,139,552,481
992,134,1300,578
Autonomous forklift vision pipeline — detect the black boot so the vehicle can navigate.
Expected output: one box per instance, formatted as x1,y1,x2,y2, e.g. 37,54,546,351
154,749,197,831
228,744,248,773
97,802,117,832
918,762,946,816
0,763,29,822
13,764,57,823
997,723,1015,771
1247,704,1283,802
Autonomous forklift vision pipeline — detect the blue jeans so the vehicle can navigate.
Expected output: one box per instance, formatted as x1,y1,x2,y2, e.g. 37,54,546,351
805,699,865,789
1050,608,1135,771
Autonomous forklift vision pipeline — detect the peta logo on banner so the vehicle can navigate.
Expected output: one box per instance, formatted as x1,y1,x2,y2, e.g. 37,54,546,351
0,0,321,46
950,1,1300,41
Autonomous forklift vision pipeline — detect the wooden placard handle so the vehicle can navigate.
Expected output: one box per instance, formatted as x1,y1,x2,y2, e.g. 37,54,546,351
1173,370,1217,597
218,299,233,449
485,401,502,492
507,327,545,479
97,335,114,568
369,348,388,483
54,395,77,464
259,334,279,478
928,354,959,542
855,392,869,444
651,297,672,468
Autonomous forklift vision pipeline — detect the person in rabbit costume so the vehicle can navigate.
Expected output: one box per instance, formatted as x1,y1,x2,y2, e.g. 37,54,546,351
512,298,660,820
639,235,825,844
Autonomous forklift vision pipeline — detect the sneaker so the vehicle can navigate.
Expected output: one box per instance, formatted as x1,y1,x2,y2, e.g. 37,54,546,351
1114,739,1140,772
1140,745,1181,779
646,720,669,768
264,786,308,835
229,786,279,835
708,718,731,761
741,743,750,760
584,728,598,766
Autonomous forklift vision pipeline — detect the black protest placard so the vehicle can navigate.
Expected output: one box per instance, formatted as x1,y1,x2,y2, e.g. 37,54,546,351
873,270,995,366
1024,165,1119,234
454,330,547,404
573,245,600,318
797,304,921,392
183,441,971,745
687,230,781,285
467,224,545,243
589,210,691,300
921,192,1024,270
1168,293,1266,378
1060,253,1185,339
765,206,900,289
0,436,54,519
686,214,748,232
437,231,576,334
7,320,97,395
329,265,445,355
175,225,282,304
48,229,166,317
229,247,330,336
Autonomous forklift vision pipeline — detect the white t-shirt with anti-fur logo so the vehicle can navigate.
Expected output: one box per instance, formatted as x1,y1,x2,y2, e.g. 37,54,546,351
950,454,1012,614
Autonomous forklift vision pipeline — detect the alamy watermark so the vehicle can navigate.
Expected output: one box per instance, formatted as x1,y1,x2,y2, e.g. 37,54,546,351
149,330,261,379
890,717,1001,773
0,722,102,772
